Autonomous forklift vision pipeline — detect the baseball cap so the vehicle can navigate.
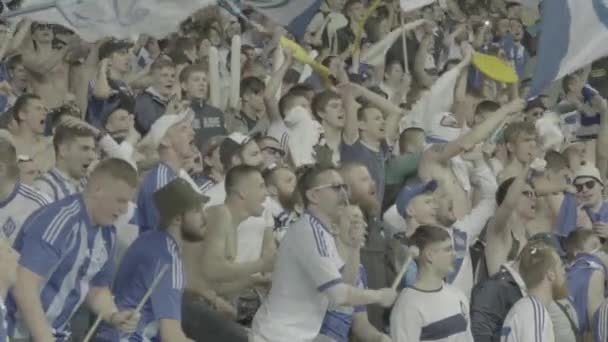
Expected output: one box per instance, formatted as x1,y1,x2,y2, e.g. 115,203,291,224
219,132,253,169
426,112,465,144
99,39,134,60
154,178,209,225
396,180,438,218
574,163,603,186
140,111,194,149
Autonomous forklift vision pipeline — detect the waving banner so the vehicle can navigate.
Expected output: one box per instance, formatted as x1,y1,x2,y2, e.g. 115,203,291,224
8,0,217,41
528,0,608,97
244,0,322,38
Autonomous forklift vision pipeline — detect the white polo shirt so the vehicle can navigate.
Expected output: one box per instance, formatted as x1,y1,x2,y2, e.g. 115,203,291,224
251,213,344,342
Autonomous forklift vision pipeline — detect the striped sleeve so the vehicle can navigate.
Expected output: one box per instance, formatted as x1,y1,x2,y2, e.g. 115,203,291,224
149,245,183,321
594,301,608,342
294,219,343,292
501,297,548,342
18,202,79,277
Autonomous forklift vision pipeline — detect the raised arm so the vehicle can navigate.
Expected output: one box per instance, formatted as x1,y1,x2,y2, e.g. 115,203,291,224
434,98,526,164
92,59,113,99
594,96,608,180
414,34,435,88
21,44,68,75
264,48,293,123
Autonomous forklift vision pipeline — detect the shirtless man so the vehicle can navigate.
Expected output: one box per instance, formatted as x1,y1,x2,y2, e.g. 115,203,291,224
9,94,54,173
418,99,525,220
485,166,540,276
182,165,275,327
21,22,71,109
497,121,539,183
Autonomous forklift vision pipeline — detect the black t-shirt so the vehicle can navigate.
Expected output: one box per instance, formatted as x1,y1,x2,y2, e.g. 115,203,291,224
191,100,227,151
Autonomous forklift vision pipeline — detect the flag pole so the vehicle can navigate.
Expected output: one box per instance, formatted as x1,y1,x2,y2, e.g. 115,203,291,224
1,1,57,18
400,11,409,74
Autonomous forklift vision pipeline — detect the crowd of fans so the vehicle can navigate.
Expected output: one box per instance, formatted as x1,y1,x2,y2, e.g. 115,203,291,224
0,0,608,341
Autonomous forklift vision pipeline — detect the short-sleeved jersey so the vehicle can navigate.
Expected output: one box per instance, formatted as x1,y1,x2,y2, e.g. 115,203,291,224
318,265,368,342
0,182,49,244
33,167,85,202
95,231,185,342
390,284,472,342
501,296,555,342
6,194,116,341
593,299,608,342
251,213,344,342
134,162,177,233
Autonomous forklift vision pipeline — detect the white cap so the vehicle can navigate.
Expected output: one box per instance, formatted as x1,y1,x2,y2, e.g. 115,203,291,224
574,163,603,185
140,111,194,149
426,112,465,144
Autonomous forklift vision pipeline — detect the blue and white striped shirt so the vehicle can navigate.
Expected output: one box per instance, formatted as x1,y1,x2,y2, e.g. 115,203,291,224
0,182,49,244
6,194,116,341
95,231,184,342
134,163,177,233
501,296,555,342
33,167,85,202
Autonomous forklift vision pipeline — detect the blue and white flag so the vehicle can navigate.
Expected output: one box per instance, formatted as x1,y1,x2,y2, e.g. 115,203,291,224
11,0,217,41
528,0,608,97
244,0,322,39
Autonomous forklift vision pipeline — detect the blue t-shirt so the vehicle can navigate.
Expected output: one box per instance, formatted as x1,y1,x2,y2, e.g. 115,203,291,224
584,201,608,224
319,265,368,342
134,162,178,233
86,78,131,128
6,194,116,341
566,253,607,333
95,230,185,342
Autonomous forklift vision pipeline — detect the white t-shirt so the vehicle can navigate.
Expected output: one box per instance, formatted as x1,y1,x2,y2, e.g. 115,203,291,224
251,213,344,342
390,284,472,342
0,182,50,244
501,296,555,342
204,180,226,208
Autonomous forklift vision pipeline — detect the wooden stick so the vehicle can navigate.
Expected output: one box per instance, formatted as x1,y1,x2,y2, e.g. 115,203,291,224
82,315,103,342
135,264,170,312
229,35,242,111
400,12,410,74
82,265,170,342
208,47,221,108
391,246,419,291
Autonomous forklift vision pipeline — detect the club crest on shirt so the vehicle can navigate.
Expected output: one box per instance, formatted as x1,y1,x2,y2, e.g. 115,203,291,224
1,218,16,238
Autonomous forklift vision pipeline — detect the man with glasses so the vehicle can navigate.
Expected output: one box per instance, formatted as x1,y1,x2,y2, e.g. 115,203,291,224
256,136,287,170
574,164,608,233
250,166,397,342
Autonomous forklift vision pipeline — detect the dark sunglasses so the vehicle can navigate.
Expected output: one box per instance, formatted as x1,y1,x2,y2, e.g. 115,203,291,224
575,180,596,192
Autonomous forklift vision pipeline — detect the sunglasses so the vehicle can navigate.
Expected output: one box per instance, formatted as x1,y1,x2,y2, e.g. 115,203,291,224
575,180,596,192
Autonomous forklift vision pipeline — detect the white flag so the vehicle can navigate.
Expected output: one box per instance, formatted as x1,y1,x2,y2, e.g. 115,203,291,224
13,0,217,41
400,0,434,12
